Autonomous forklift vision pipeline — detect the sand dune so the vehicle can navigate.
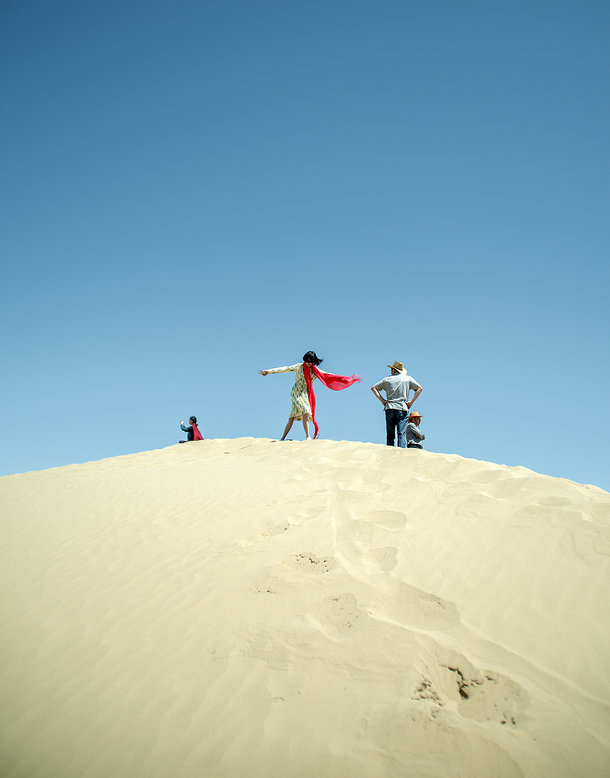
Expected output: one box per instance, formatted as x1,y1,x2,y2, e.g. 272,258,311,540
1,438,609,777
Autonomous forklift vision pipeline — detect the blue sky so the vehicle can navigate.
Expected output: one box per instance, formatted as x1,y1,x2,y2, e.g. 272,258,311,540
2,0,609,490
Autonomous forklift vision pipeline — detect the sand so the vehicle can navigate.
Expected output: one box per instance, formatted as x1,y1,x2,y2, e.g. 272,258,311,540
1,438,609,777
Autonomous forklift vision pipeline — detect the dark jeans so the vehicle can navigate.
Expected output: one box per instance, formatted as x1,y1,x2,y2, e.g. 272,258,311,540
385,409,409,448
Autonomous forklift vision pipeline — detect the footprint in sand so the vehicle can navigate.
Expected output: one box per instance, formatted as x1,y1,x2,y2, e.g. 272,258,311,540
282,553,336,574
412,677,444,706
238,518,292,547
240,502,326,547
307,593,364,637
281,500,327,522
443,665,524,727
252,553,336,594
359,708,523,776
378,581,459,630
364,546,398,572
260,520,292,537
336,520,400,572
411,651,526,728
293,504,327,521
368,510,407,530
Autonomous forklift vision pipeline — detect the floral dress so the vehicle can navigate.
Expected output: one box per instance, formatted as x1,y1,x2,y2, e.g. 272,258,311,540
265,363,317,420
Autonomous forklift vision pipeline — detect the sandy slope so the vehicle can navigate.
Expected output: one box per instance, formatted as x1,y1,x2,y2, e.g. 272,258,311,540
1,438,609,778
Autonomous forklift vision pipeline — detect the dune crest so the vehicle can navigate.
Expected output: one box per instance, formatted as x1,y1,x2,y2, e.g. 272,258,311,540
1,438,609,777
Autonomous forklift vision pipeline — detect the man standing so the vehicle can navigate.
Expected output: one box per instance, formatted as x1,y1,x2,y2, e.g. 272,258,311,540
371,360,423,448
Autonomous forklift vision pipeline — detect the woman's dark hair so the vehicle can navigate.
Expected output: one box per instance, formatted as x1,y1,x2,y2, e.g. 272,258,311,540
189,416,197,424
302,351,323,366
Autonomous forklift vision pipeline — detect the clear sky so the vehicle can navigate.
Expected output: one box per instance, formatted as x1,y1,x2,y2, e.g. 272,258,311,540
2,0,609,491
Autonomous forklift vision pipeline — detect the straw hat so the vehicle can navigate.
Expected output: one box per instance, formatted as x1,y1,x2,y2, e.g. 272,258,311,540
387,360,405,373
408,411,423,421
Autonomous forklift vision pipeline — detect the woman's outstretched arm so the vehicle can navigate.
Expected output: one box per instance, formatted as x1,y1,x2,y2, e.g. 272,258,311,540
259,364,300,376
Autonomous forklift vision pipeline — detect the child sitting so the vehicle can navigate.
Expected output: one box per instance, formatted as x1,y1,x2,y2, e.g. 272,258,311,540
406,411,425,449
179,416,204,443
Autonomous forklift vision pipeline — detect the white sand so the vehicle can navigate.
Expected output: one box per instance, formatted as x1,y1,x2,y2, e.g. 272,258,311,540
1,438,609,777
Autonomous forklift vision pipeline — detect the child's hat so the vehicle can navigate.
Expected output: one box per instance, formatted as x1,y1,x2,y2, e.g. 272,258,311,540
408,411,423,421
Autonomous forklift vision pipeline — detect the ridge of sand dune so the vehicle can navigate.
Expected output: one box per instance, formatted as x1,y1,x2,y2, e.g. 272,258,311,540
1,438,609,777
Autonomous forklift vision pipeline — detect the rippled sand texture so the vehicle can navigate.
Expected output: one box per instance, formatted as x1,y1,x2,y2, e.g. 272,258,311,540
1,439,609,777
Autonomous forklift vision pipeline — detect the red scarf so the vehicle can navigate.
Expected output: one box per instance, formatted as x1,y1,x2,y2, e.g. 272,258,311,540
303,364,360,439
192,423,204,441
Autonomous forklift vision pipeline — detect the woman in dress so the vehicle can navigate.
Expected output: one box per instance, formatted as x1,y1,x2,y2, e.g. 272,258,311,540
259,351,360,440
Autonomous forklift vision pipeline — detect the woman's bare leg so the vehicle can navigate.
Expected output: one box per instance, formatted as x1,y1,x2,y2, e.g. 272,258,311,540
302,419,310,439
281,418,295,440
